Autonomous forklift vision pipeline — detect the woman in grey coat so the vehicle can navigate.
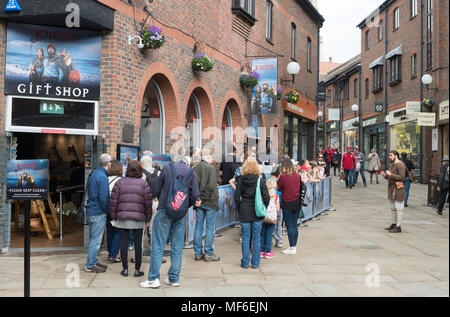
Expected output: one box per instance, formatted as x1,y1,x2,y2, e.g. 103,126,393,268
368,148,381,184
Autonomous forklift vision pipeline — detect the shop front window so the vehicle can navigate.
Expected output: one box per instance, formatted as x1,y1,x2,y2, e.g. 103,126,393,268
390,123,420,173
343,129,358,150
140,79,164,154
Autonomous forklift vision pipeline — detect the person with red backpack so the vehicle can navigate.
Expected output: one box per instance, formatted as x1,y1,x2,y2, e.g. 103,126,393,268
140,155,200,289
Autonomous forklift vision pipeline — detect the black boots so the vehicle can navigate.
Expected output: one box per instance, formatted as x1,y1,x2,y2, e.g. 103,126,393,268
389,226,402,233
385,224,396,230
120,269,129,277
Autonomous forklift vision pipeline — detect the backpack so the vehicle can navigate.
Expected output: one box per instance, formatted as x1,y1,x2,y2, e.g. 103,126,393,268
165,163,193,219
264,195,278,224
143,169,159,195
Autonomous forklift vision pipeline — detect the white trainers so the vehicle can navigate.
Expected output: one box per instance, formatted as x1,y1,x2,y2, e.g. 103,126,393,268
282,248,297,255
164,278,180,287
140,279,160,288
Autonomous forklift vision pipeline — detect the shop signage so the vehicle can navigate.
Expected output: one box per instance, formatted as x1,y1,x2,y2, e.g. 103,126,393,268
342,117,359,131
417,112,436,126
439,100,449,121
375,103,383,112
6,159,49,200
327,121,339,131
363,115,385,127
39,101,64,114
432,128,438,151
5,23,101,100
406,101,421,115
251,58,277,115
328,108,340,121
389,107,418,125
4,0,22,12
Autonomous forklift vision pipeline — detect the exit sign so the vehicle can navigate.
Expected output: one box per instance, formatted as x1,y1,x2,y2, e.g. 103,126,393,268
40,101,64,114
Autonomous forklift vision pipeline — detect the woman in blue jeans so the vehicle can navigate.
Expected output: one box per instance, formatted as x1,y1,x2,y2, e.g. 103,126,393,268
234,158,270,269
277,158,302,255
401,152,415,207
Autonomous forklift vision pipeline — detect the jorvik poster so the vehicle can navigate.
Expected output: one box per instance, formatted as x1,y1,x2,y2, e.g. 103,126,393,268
7,160,49,200
5,23,102,100
251,58,278,115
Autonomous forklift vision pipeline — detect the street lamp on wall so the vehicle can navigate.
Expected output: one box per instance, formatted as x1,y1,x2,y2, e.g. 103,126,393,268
421,74,437,91
280,62,301,86
351,104,359,116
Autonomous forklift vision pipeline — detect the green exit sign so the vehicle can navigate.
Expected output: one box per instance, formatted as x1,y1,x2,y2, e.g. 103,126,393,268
40,101,64,114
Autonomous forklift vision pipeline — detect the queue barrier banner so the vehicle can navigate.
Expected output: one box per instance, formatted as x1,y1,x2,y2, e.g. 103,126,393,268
186,185,237,243
300,182,314,222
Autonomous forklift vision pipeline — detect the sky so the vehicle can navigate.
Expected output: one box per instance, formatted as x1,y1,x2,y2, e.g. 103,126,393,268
317,0,384,63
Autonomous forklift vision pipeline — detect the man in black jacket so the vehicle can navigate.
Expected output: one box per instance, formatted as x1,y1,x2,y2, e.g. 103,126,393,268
437,156,449,215
193,148,220,262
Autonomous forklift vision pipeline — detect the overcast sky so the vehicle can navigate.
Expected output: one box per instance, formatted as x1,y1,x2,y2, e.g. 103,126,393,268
318,0,383,63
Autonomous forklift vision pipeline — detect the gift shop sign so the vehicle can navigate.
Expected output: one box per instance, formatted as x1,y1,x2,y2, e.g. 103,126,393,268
439,100,449,121
5,23,101,100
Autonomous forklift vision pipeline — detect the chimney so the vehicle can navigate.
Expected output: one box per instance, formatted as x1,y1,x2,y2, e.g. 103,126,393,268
329,57,333,63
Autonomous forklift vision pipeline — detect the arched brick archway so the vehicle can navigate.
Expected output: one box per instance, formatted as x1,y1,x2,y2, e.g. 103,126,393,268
183,78,216,129
219,90,245,130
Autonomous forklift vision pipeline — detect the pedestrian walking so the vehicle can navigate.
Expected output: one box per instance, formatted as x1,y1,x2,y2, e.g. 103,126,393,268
193,148,221,262
341,146,356,189
84,153,112,273
260,178,280,259
270,166,284,249
401,152,416,207
437,156,449,215
353,146,367,187
106,160,122,263
368,148,381,184
109,160,153,277
277,158,302,255
140,155,200,288
234,158,270,269
332,148,342,177
381,151,408,233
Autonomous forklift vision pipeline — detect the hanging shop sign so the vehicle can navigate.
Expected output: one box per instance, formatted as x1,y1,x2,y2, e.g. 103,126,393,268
5,23,102,100
326,121,339,131
406,101,421,115
251,58,278,115
439,100,449,121
417,112,436,127
6,159,49,200
432,128,438,152
389,107,418,125
363,115,385,127
375,103,384,113
328,108,340,121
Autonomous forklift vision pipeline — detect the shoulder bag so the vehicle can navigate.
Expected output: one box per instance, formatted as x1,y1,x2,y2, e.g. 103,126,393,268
255,177,267,218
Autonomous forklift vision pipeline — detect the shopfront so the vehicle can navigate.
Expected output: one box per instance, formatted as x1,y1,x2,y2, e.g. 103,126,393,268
342,117,359,151
438,100,449,162
326,121,340,149
363,115,386,168
2,19,104,249
389,107,420,177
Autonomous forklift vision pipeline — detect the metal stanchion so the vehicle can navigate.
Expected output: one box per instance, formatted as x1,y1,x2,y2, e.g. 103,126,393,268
312,182,320,221
321,180,329,215
328,176,336,211
24,200,31,298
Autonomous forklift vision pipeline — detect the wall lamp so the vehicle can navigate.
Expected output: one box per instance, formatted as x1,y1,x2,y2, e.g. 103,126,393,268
280,62,300,85
351,104,359,116
421,74,437,91
128,35,144,49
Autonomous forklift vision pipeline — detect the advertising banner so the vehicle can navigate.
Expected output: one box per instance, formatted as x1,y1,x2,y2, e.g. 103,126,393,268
301,182,314,222
5,23,101,100
251,58,278,115
7,160,49,200
151,154,172,169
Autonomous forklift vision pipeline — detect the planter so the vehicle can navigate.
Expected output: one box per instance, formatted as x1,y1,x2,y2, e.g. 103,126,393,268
239,72,260,88
192,54,214,72
141,25,166,50
285,90,299,104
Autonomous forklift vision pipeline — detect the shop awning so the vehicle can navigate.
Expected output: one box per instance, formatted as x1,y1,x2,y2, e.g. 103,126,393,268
0,0,115,31
369,55,384,69
385,45,403,60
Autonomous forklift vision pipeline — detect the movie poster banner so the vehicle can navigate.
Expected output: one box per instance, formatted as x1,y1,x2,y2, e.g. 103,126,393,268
251,58,278,115
7,160,49,200
5,23,101,100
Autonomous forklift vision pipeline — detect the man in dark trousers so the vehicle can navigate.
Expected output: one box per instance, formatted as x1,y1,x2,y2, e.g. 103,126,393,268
141,155,200,288
437,156,449,215
193,148,220,262
341,146,356,189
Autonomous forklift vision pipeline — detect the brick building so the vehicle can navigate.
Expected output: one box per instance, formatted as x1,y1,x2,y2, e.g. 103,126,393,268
0,0,323,252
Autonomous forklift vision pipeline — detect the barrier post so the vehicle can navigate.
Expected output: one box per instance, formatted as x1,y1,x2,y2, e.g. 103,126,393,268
328,176,336,211
312,181,320,221
322,179,329,215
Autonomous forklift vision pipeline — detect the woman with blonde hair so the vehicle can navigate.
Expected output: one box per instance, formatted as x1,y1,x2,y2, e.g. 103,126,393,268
234,158,270,269
277,158,302,254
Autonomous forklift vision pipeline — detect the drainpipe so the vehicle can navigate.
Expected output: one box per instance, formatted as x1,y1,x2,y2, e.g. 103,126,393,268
384,5,389,170
358,65,362,149
420,0,424,183
316,24,321,154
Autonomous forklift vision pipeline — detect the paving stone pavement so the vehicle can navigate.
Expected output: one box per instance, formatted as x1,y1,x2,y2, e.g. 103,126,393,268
0,175,448,297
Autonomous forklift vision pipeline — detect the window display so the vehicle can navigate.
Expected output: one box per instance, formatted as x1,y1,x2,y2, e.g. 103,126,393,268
390,122,420,169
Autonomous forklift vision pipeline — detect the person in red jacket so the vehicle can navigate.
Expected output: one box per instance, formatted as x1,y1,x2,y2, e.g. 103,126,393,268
341,146,356,189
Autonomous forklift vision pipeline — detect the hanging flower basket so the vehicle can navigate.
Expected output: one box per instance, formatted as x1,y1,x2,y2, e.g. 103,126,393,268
285,89,300,104
141,25,166,50
239,72,260,88
192,54,214,72
423,98,434,109
352,120,359,127
277,88,283,100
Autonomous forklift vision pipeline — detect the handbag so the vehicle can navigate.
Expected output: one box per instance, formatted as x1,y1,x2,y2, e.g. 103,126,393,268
408,171,414,182
255,177,267,218
395,181,404,190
